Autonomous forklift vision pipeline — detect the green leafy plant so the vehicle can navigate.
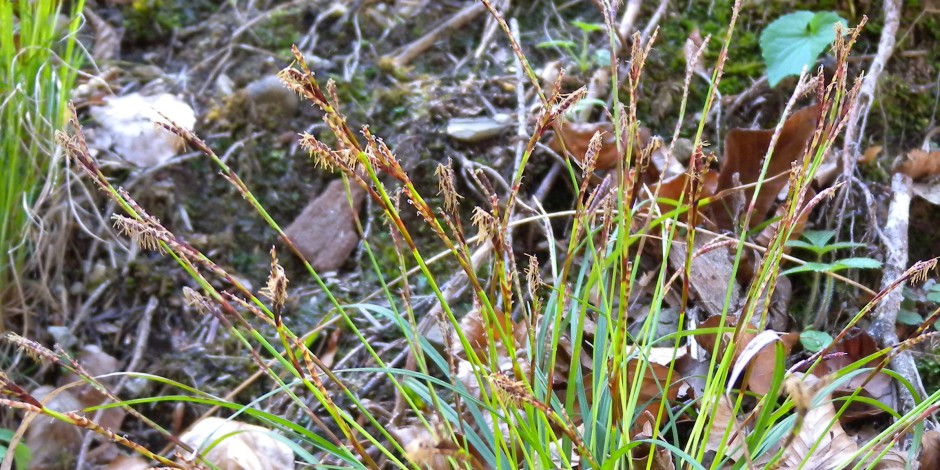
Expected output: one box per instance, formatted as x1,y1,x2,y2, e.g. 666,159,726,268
760,11,847,87
537,20,610,74
784,230,881,327
0,0,85,321
0,429,31,470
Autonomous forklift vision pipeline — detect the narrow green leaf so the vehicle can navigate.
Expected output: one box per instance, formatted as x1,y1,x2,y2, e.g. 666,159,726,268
571,20,605,33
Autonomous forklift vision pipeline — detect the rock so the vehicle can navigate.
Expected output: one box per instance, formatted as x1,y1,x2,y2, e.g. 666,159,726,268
446,114,511,142
87,92,196,167
179,417,294,470
244,75,299,119
284,180,365,272
58,345,126,432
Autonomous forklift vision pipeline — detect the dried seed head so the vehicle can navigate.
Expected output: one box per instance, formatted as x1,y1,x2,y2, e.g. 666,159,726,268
182,287,214,316
910,259,938,284
299,133,337,170
435,159,461,213
490,372,548,413
554,86,587,119
525,254,543,297
260,246,289,313
471,207,496,246
580,131,604,174
4,332,57,365
111,214,168,253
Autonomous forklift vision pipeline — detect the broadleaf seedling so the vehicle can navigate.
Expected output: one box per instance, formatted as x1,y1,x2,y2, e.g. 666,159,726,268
760,11,848,87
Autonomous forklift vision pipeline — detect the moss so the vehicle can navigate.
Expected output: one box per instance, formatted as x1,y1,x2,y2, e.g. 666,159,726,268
870,73,935,148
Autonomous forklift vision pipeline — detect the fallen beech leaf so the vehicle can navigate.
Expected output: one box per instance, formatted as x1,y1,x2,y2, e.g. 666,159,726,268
696,316,797,395
58,345,125,431
778,376,857,470
705,396,748,463
551,121,651,171
284,179,365,272
920,430,940,469
655,171,719,217
668,232,741,318
392,422,487,469
611,346,686,424
713,105,819,231
895,149,940,180
631,410,677,469
178,417,294,470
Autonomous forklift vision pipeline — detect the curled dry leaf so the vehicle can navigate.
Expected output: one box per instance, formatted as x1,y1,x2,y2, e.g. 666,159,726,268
59,345,126,431
696,315,797,395
712,105,819,231
178,417,294,470
630,410,677,470
920,430,940,469
808,328,896,422
551,120,651,171
895,149,940,180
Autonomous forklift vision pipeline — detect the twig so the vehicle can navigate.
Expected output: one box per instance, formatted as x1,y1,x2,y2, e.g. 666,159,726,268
382,2,487,70
617,0,642,45
841,1,902,173
640,0,669,47
867,173,927,417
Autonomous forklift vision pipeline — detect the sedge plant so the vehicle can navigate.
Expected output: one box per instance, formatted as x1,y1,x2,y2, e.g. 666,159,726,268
0,0,85,323
1,1,939,469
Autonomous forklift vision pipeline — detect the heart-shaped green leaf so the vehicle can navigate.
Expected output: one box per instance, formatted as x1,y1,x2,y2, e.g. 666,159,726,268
760,11,847,87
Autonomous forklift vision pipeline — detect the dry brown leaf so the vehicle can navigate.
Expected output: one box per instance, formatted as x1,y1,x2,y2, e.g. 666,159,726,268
712,105,819,231
59,345,126,431
860,145,882,164
696,316,797,395
920,430,940,468
668,232,741,318
611,346,686,425
704,396,748,463
630,410,677,470
781,399,858,469
896,149,940,180
655,171,719,218
392,422,487,470
870,446,907,469
809,328,896,422
284,179,365,272
551,121,651,171
178,417,294,470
